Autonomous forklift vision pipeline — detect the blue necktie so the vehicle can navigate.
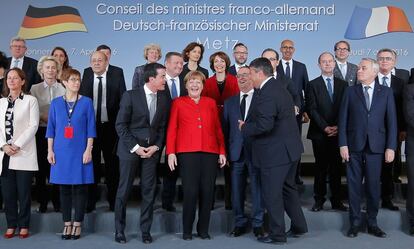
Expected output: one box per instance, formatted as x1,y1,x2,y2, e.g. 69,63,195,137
326,78,333,101
363,86,371,110
285,62,291,79
382,76,388,87
171,78,178,99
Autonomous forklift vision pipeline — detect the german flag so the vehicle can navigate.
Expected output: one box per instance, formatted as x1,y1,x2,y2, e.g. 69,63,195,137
18,5,87,40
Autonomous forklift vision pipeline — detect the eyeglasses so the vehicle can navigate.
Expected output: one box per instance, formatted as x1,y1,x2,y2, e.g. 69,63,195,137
237,73,250,78
377,57,394,62
281,46,294,50
336,48,349,52
11,45,26,49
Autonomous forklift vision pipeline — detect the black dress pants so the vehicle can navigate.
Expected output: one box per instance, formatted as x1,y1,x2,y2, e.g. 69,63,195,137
178,152,218,235
60,185,88,222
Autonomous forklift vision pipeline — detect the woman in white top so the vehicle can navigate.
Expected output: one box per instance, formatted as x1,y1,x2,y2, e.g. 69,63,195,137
0,68,39,239
31,56,66,213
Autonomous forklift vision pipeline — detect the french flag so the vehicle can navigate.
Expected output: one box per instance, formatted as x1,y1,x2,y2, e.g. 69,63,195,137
345,6,412,39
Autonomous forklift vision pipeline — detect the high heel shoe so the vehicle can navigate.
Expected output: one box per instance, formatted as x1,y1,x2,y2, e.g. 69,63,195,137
71,225,81,240
4,228,15,239
61,225,72,240
19,228,29,239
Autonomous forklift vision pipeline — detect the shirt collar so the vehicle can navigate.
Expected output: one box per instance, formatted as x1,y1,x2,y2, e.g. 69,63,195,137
259,76,273,89
322,74,334,82
378,72,392,79
336,60,346,66
7,92,24,102
362,80,376,90
281,58,293,65
42,81,59,88
240,89,254,97
94,71,107,79
166,73,179,82
144,84,157,95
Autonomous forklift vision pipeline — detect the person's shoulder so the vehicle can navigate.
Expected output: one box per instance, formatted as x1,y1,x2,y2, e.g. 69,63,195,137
24,56,38,63
293,59,306,67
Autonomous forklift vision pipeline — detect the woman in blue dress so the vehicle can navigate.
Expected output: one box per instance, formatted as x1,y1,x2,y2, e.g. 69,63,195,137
46,68,96,240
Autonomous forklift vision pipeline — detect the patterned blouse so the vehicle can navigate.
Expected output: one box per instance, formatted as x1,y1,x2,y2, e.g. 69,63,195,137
4,92,24,145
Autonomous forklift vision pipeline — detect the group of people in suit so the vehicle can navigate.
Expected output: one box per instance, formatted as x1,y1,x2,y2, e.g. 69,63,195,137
1,35,414,245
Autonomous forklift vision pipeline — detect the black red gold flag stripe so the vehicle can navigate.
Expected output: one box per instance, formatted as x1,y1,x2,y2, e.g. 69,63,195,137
18,5,87,39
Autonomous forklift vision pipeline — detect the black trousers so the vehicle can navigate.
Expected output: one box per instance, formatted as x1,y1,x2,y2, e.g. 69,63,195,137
1,162,33,228
60,185,88,222
260,161,307,240
406,136,414,225
162,162,179,207
88,122,119,209
35,127,60,209
178,152,218,235
311,138,343,203
381,139,401,201
115,153,159,234
294,116,303,181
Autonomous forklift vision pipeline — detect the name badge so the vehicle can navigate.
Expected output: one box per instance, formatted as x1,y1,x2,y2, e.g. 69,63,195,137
64,126,74,139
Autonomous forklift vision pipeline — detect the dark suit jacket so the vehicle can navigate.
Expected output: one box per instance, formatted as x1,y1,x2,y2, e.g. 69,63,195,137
7,56,41,91
162,76,187,100
131,64,145,90
338,81,397,153
228,65,237,76
242,77,303,167
275,73,300,108
80,64,126,124
116,87,169,160
333,61,358,86
276,59,309,110
403,84,414,154
179,63,209,80
394,68,409,84
306,76,347,141
377,75,405,132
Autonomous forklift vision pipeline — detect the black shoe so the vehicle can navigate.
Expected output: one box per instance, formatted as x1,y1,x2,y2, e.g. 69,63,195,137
115,231,126,244
393,177,402,183
253,227,265,238
142,233,153,244
71,225,81,240
162,204,176,212
311,201,324,212
61,225,72,240
197,233,211,240
257,235,287,244
229,227,246,237
367,226,386,238
295,177,304,185
286,229,306,238
409,226,414,236
331,202,348,211
347,226,359,238
382,200,399,211
183,233,192,240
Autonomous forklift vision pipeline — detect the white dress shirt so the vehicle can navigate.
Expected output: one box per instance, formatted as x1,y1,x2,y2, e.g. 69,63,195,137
240,89,254,120
10,56,24,69
281,59,293,78
362,81,376,109
378,72,392,87
93,71,108,122
166,74,180,97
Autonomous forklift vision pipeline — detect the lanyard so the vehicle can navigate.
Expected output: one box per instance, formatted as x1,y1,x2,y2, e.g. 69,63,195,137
63,94,79,126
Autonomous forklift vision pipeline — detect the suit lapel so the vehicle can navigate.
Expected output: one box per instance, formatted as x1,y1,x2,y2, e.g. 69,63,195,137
106,67,112,106
332,77,341,103
139,87,151,124
370,81,382,112
355,85,368,111
317,76,332,103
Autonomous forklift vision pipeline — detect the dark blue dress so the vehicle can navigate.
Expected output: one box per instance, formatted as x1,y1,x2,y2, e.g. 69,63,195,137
46,96,96,184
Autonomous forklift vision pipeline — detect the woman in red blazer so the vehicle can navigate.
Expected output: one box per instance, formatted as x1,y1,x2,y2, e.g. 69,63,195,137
202,51,239,209
167,71,226,241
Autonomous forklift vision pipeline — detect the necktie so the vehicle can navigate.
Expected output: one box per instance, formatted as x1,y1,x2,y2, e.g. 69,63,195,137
340,63,346,79
285,62,291,79
240,94,248,121
326,78,333,101
13,59,19,68
149,93,157,124
171,78,178,99
363,86,371,110
382,76,388,87
97,76,103,123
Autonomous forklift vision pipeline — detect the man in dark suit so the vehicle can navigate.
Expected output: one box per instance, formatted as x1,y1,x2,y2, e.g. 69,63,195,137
7,37,40,90
223,66,264,238
276,39,309,184
338,58,397,238
228,43,248,76
403,83,414,235
80,50,126,212
114,63,169,244
306,52,348,212
161,52,187,212
333,40,358,86
376,49,405,210
240,58,307,244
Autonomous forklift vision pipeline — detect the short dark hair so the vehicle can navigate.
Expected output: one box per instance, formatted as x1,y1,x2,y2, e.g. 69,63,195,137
0,51,8,70
334,40,350,51
96,44,111,52
209,51,231,72
165,52,182,62
143,63,165,83
51,46,70,69
182,42,204,63
233,42,247,51
249,58,273,77
261,48,279,61
318,52,335,64
3,68,27,96
377,48,397,59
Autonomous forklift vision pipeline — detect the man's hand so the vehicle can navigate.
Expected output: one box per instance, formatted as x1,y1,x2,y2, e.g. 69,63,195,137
302,112,310,123
135,147,149,157
340,146,350,162
385,149,395,163
238,120,245,131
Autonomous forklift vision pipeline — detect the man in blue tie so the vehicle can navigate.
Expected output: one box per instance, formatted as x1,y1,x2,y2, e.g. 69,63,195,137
338,58,397,238
161,52,187,211
306,52,348,212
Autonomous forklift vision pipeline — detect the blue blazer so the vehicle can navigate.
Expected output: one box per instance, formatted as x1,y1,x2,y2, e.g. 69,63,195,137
242,77,303,168
338,81,397,153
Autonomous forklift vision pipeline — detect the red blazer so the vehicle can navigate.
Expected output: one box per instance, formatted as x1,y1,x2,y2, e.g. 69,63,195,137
202,73,239,116
166,96,225,155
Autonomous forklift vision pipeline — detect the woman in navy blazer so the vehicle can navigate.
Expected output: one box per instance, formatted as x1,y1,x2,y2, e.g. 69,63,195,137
167,71,226,240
